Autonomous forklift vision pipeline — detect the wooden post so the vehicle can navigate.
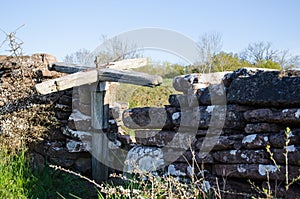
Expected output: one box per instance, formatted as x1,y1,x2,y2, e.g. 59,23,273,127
91,81,109,183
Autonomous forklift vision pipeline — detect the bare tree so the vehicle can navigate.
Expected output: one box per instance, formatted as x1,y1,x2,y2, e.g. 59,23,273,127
64,48,91,65
240,41,300,69
276,49,300,70
197,32,222,73
63,35,140,66
240,42,278,63
0,25,25,57
93,35,140,66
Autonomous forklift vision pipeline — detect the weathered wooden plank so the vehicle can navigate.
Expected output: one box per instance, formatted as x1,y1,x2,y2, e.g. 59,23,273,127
97,68,162,87
92,132,108,183
103,58,148,70
35,70,98,95
103,84,110,130
48,62,90,73
91,82,109,182
49,58,148,74
91,83,105,129
35,68,162,94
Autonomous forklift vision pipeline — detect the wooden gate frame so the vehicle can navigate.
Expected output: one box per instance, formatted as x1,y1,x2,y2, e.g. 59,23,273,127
35,58,162,182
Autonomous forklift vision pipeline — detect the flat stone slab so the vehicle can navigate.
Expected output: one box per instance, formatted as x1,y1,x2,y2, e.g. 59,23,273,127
173,105,247,130
212,149,271,164
227,70,300,107
169,84,227,107
67,109,92,131
244,123,281,134
123,105,247,130
194,134,244,151
244,108,300,124
269,128,300,148
214,164,300,181
241,134,269,149
271,146,300,165
122,107,176,130
163,149,214,164
173,72,227,93
135,130,196,148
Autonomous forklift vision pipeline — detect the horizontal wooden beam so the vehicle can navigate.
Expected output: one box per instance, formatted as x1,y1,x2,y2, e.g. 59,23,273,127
48,58,148,74
102,58,148,70
48,62,90,73
98,68,162,87
35,70,98,94
35,68,162,94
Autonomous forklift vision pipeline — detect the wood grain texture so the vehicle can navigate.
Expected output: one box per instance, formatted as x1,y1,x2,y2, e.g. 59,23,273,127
48,58,148,74
36,64,162,94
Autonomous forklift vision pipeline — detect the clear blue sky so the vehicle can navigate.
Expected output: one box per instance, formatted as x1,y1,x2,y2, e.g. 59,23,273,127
1,0,299,62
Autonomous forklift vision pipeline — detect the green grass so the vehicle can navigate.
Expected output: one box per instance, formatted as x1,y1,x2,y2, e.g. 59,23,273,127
116,78,178,108
28,167,97,199
0,148,98,199
0,149,30,199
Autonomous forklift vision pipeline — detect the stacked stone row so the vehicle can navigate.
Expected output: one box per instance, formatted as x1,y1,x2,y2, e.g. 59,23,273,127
122,69,300,196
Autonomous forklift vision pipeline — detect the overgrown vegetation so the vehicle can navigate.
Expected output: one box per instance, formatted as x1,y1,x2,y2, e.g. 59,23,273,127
0,148,30,198
97,173,216,199
51,152,222,199
0,147,98,199
249,127,300,198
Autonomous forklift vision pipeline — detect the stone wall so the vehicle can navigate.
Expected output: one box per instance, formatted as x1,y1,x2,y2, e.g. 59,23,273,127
1,55,299,197
0,55,93,174
0,54,133,175
122,69,300,197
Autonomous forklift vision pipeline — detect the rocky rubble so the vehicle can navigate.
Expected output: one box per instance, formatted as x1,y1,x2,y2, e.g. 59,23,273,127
0,54,62,145
0,54,94,174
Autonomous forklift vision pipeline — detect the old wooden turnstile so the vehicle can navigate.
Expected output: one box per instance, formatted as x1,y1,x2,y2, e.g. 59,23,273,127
35,58,162,182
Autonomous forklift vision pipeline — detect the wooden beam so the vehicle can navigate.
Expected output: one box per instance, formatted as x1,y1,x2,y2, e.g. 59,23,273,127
97,68,162,87
104,58,148,70
35,70,98,95
92,132,108,183
35,68,162,94
48,62,90,73
48,58,148,74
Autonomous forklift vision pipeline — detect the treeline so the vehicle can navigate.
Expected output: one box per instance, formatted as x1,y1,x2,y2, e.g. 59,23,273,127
134,51,282,79
63,33,300,76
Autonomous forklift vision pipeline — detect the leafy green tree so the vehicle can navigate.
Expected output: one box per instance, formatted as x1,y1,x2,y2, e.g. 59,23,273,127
255,60,281,70
211,52,252,72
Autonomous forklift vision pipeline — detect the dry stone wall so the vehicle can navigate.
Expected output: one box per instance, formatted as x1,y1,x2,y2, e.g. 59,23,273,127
1,55,299,197
122,69,300,197
0,54,133,175
1,55,92,174
0,54,91,171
